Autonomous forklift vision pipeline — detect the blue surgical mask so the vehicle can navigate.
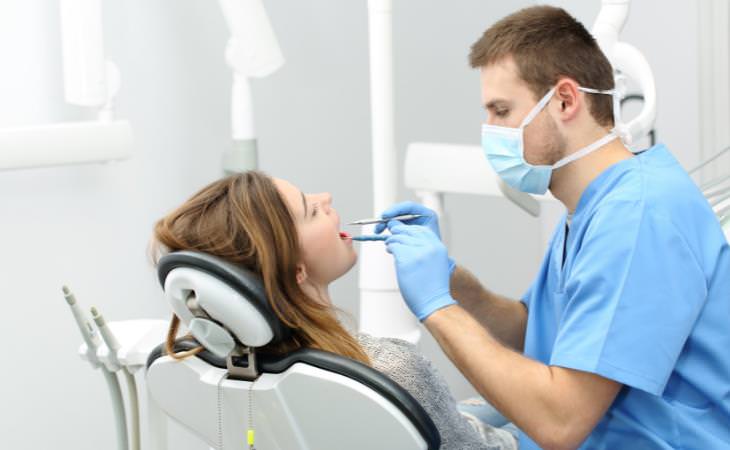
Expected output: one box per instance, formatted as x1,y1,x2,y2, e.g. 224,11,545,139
481,86,617,195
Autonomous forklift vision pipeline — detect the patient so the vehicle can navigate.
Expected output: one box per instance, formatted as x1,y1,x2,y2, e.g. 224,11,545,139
150,171,517,450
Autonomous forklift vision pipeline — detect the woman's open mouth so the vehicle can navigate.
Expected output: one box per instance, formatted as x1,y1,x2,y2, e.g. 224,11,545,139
339,231,352,240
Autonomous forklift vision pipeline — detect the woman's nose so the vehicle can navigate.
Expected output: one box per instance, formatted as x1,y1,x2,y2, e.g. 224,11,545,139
317,192,333,212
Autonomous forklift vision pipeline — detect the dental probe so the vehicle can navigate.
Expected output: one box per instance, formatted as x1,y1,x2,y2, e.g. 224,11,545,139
347,214,425,226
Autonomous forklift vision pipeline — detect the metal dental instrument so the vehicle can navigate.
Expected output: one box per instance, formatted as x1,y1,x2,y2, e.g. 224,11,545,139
347,214,426,226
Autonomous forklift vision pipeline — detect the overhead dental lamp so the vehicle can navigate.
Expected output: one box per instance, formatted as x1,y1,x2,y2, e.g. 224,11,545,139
218,0,285,174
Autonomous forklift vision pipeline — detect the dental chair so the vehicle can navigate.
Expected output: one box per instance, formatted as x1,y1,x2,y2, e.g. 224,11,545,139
145,251,441,450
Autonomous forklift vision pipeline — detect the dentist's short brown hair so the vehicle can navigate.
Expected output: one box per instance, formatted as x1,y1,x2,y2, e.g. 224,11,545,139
469,5,615,127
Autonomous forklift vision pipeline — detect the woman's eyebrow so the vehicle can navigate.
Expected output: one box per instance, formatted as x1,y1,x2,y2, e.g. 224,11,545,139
300,191,308,217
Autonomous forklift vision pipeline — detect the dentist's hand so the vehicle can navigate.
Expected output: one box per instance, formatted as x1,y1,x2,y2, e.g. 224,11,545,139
385,221,457,321
376,201,456,275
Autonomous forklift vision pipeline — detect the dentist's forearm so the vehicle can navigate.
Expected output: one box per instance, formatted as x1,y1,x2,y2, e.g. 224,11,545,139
450,265,527,351
424,305,620,450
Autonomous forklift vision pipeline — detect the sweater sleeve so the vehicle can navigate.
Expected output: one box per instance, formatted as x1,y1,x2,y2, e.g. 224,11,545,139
357,334,517,450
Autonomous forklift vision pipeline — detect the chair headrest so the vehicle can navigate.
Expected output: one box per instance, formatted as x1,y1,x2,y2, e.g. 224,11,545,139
157,251,292,352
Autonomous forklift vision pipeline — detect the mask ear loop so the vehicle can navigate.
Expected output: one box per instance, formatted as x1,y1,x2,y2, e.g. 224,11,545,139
552,131,618,170
578,86,631,145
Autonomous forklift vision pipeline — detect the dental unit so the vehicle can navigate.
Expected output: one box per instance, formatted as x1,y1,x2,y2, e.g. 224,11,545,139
61,0,730,447
64,287,168,450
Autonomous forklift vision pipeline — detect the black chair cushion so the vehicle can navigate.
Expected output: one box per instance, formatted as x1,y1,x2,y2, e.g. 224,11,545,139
157,251,291,344
147,340,441,450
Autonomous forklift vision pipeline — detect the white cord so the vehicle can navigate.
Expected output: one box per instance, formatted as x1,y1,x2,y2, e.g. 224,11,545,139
248,380,255,450
122,369,140,450
217,373,226,450
101,369,129,450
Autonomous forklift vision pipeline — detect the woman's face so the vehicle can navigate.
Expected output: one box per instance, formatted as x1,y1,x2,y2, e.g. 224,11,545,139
273,178,357,286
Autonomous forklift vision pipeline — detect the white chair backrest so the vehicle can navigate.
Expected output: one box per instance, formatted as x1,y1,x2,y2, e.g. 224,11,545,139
147,354,433,450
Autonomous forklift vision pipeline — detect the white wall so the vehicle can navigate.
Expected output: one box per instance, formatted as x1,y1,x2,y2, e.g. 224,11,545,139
0,1,707,449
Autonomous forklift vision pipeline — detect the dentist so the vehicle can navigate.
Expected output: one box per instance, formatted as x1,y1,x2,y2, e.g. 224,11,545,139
378,6,730,450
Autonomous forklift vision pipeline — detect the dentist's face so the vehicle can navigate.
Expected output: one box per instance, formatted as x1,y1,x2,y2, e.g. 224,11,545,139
273,178,357,287
480,56,565,166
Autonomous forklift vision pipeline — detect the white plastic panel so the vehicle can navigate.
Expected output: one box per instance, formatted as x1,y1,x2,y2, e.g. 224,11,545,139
359,290,421,344
78,319,168,372
0,120,133,170
405,142,501,196
147,357,428,450
404,142,542,216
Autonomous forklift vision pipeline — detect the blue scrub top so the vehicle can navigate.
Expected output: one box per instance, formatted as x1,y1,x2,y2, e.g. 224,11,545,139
520,144,730,449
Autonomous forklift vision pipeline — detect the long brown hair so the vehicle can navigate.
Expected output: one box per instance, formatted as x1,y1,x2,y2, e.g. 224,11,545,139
150,171,370,365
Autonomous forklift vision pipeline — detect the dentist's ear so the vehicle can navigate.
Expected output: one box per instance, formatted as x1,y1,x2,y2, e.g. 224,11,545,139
296,264,308,284
555,78,580,122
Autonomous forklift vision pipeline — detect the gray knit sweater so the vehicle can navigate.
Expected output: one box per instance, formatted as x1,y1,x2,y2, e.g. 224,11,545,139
357,333,518,450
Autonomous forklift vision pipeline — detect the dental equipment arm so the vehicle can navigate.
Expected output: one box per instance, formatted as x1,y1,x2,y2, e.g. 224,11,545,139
0,0,133,170
91,307,140,450
63,288,128,450
357,0,421,343
218,0,284,173
591,0,656,146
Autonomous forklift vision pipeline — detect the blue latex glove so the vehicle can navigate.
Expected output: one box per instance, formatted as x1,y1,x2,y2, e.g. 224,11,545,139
385,220,457,321
376,201,456,275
